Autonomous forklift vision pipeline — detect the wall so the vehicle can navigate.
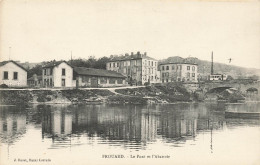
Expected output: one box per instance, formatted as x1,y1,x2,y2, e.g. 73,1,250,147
0,62,27,87
141,59,158,84
77,75,126,87
160,63,198,83
106,58,159,85
52,62,73,87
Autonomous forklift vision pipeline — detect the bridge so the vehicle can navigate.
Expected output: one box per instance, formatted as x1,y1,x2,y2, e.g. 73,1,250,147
200,81,260,94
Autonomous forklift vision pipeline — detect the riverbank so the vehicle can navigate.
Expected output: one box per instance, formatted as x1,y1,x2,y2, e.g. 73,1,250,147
0,84,193,105
0,83,255,105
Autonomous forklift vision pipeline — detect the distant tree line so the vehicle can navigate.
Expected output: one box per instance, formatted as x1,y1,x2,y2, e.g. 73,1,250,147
27,56,110,78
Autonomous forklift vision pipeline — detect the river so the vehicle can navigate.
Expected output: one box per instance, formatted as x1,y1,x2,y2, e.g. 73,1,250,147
0,103,259,165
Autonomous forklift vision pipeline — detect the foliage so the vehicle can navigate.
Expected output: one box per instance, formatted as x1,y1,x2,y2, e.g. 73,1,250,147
0,84,8,88
28,64,43,78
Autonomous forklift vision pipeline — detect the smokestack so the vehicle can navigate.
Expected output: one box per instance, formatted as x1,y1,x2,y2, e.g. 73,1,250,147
211,51,214,75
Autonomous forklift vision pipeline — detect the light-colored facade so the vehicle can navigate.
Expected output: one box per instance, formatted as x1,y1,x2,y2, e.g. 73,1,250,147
74,67,127,88
106,52,160,85
0,61,27,87
42,61,73,88
160,63,198,83
209,74,227,81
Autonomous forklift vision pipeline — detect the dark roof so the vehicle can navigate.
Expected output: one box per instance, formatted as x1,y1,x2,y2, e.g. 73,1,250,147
42,61,72,68
108,53,157,62
74,67,126,78
0,60,28,72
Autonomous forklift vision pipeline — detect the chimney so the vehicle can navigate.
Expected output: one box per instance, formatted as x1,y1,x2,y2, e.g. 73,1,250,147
211,51,214,75
144,52,147,56
137,51,140,55
131,52,134,56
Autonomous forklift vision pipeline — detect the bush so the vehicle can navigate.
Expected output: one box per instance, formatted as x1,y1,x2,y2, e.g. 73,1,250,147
0,84,8,88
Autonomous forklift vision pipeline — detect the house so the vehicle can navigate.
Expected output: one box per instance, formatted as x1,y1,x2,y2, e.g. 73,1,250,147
0,60,27,87
160,62,198,83
106,52,160,85
42,61,73,88
209,74,227,81
27,74,42,87
73,67,126,87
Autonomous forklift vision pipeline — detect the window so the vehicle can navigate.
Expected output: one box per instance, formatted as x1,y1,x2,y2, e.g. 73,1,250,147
13,72,18,80
155,62,157,67
113,63,115,67
82,76,89,83
50,78,52,86
148,61,150,66
44,69,46,75
172,65,175,70
192,73,195,77
192,66,195,71
187,66,190,70
117,63,119,67
152,61,153,66
3,71,8,79
166,66,169,70
50,69,53,75
162,66,165,70
187,72,190,78
62,69,66,76
109,78,116,84
100,77,107,84
109,63,111,67
117,79,123,84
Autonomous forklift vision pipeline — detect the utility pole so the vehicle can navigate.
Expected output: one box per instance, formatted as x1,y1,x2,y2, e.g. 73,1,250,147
211,51,214,75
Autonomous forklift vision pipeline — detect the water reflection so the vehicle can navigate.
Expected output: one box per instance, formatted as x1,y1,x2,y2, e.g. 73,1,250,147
0,103,259,151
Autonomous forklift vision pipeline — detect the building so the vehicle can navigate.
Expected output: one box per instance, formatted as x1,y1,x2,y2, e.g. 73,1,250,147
73,67,126,87
0,60,27,87
209,74,227,81
160,62,198,83
27,74,42,87
42,61,73,88
106,52,160,85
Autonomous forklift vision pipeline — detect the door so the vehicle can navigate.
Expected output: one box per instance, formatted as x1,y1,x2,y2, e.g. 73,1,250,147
90,77,98,88
61,79,66,87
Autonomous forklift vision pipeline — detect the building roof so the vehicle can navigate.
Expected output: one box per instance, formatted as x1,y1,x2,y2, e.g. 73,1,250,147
108,52,157,62
159,62,198,65
0,60,28,72
42,61,72,68
74,67,126,78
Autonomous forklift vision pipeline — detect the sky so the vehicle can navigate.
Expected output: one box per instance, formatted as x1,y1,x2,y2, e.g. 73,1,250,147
0,0,260,69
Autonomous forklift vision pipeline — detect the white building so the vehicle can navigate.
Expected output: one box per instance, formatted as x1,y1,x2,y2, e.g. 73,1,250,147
209,74,227,81
106,52,160,85
42,61,74,88
160,62,198,83
0,60,27,87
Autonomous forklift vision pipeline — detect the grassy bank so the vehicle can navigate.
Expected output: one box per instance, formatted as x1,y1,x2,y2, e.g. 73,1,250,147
0,84,193,105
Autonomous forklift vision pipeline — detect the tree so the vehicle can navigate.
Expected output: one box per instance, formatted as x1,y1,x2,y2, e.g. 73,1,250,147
28,64,42,78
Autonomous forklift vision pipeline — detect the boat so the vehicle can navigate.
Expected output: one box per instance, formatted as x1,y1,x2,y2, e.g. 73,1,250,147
225,111,260,119
84,97,102,104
